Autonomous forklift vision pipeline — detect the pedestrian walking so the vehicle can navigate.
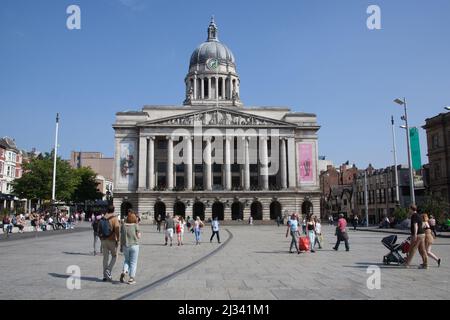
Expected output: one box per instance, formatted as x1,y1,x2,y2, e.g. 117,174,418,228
404,205,428,269
210,217,221,243
301,216,307,235
286,213,301,254
328,214,333,225
333,213,349,251
193,216,204,245
248,215,253,225
422,213,441,267
306,215,316,253
156,214,162,233
120,212,141,285
164,213,175,246
352,215,359,230
276,215,282,227
429,215,437,238
98,205,120,282
92,213,102,256
178,216,186,245
313,217,323,249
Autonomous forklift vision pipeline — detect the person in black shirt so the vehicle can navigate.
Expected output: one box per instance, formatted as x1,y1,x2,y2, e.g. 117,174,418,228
404,205,428,269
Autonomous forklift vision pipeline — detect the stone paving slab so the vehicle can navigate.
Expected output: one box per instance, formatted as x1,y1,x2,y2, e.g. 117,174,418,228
0,224,449,300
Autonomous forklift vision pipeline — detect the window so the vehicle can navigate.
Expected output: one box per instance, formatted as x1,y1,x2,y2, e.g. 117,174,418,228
432,134,440,149
175,164,184,173
0,161,3,175
434,162,442,179
194,164,203,173
343,199,348,206
157,140,167,150
157,162,167,173
6,166,11,177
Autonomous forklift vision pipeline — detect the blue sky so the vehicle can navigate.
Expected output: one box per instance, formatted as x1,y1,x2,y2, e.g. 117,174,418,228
1,0,449,169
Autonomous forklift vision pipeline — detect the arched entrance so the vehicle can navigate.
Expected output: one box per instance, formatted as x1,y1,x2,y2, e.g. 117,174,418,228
231,201,243,220
193,201,205,221
270,201,282,220
212,202,224,221
302,200,313,218
121,201,132,219
154,201,166,221
251,201,263,220
173,201,186,218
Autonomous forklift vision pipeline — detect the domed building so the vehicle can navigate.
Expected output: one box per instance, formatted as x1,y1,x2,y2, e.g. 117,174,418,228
113,18,321,222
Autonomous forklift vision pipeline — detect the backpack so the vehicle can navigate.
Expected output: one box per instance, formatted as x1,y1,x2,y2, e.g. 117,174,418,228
98,217,113,239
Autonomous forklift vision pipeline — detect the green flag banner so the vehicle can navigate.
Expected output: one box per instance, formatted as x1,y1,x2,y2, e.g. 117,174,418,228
410,127,422,170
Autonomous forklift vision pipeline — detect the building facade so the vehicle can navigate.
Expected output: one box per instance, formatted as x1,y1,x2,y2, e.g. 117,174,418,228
0,137,24,211
70,151,114,200
422,112,450,202
112,19,321,221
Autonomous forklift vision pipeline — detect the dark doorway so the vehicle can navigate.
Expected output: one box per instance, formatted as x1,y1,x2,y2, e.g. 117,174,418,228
193,202,205,221
173,201,186,218
251,201,263,220
302,201,313,218
121,201,132,219
270,201,282,220
231,201,243,220
154,201,166,221
212,202,224,221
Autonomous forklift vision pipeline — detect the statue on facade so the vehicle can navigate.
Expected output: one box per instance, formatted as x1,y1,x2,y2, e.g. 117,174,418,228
184,87,194,104
232,88,239,106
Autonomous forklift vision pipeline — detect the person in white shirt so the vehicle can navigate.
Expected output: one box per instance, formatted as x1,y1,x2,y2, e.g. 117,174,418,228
313,217,323,249
210,217,221,243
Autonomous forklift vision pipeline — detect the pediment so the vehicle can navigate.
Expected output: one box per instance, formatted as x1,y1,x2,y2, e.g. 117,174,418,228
138,107,297,128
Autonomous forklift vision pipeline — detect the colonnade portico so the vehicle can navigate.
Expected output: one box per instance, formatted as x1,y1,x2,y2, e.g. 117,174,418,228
137,133,296,192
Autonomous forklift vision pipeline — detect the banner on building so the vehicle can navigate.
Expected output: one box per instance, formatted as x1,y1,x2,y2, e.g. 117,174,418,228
118,139,137,189
297,143,314,183
409,127,422,170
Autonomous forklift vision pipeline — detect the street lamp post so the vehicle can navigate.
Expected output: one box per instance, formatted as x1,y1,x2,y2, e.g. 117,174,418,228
52,113,60,203
391,116,400,204
394,98,415,206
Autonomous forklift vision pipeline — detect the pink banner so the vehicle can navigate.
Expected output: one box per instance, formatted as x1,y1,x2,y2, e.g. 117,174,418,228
298,143,313,182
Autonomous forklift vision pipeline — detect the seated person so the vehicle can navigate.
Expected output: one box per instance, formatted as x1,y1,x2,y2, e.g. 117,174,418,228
2,215,13,234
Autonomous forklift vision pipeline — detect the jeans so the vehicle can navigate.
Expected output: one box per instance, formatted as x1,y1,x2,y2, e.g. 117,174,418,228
101,240,118,278
123,245,139,278
308,231,316,250
210,231,220,243
290,230,299,252
314,234,322,248
194,228,201,243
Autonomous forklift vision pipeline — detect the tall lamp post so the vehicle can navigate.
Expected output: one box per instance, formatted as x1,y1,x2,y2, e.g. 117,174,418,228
52,113,60,207
391,116,400,204
394,98,415,206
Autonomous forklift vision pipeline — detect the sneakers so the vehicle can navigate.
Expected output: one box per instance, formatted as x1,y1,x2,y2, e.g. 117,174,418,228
105,269,112,281
333,247,338,251
418,264,428,269
120,273,126,283
128,278,136,285
438,258,441,267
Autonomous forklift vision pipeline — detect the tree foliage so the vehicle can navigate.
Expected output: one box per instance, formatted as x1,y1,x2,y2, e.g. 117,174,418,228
12,152,103,203
419,193,449,224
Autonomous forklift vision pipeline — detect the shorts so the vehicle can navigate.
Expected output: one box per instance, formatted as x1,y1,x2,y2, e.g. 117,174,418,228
166,228,174,239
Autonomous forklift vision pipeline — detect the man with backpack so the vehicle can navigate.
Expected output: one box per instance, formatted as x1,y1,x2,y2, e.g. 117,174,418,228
98,205,120,282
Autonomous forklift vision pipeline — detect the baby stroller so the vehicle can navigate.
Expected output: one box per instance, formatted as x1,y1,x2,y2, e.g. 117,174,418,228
381,235,410,265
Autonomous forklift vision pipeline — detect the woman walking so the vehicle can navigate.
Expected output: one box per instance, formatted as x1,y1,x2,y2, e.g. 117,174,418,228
193,216,204,245
422,213,441,267
120,212,141,285
306,215,316,253
179,216,186,245
313,217,323,249
285,213,300,254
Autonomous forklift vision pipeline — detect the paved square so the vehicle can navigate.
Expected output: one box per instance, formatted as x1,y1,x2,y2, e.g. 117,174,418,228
0,223,448,300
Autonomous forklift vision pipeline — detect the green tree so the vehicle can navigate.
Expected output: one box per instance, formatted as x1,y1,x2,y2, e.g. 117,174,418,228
12,152,80,202
72,167,103,203
393,207,408,222
420,193,449,224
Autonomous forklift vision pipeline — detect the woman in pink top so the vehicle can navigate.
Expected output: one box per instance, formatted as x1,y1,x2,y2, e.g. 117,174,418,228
333,213,350,251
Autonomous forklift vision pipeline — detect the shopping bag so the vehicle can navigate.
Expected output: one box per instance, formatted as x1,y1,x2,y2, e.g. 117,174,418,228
299,236,310,251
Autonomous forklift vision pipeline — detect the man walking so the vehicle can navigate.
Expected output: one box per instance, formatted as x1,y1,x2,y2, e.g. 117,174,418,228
98,205,120,282
210,217,221,243
404,205,428,269
286,213,301,254
333,213,349,251
164,213,175,246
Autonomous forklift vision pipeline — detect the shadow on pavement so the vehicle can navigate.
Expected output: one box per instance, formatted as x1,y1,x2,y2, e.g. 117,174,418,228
342,262,404,269
62,251,95,256
48,273,105,283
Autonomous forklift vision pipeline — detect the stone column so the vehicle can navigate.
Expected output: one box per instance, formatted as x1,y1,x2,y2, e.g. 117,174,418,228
215,77,219,100
260,136,269,190
205,137,212,191
138,136,148,190
287,137,296,189
221,77,225,99
224,137,232,190
201,78,204,99
193,74,197,100
186,136,193,190
280,138,287,189
208,77,212,100
244,137,250,190
167,137,174,190
148,136,155,190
